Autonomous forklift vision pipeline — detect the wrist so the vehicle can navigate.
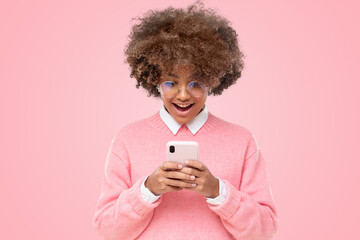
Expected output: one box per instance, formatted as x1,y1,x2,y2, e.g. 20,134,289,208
145,174,160,196
206,178,220,198
144,175,153,190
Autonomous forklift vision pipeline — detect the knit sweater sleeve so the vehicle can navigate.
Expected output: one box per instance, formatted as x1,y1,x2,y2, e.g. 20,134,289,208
93,132,162,240
207,134,278,240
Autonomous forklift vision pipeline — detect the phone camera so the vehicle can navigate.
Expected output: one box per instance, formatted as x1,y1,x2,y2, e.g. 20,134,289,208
169,145,175,153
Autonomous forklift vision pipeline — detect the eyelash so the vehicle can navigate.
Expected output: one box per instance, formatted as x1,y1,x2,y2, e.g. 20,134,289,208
166,81,177,85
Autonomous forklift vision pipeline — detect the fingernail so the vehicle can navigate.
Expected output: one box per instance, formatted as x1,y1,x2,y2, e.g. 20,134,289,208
178,164,183,168
191,183,197,187
190,175,195,180
185,160,189,165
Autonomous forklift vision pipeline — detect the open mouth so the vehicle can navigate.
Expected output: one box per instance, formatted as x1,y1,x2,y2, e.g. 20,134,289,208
172,103,194,112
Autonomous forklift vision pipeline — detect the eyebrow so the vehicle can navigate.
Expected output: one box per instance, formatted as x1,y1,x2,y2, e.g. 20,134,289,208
168,73,196,78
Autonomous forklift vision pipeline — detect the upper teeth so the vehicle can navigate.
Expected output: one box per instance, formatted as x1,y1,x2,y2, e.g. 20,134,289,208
176,103,192,107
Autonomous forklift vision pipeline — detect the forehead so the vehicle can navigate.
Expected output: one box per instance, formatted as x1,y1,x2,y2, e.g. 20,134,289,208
157,62,210,87
159,73,200,86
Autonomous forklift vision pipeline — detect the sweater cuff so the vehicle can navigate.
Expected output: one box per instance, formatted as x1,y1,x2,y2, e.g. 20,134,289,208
127,176,163,216
206,179,241,219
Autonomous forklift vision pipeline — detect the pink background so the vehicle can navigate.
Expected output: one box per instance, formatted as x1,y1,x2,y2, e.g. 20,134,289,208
1,0,359,239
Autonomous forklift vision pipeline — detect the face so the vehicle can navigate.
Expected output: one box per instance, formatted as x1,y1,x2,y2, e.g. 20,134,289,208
158,64,208,125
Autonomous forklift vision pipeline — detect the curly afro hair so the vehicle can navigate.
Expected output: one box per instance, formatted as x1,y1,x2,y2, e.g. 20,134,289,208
124,0,245,97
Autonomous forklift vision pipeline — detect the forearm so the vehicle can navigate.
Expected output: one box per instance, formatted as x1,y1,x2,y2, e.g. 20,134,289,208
208,180,277,240
93,176,162,239
207,146,278,240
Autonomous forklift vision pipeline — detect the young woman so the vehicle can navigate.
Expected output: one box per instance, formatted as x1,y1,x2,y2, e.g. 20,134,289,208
93,1,278,239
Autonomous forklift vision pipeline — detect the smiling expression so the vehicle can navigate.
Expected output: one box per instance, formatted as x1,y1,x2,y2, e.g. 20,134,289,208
158,64,208,125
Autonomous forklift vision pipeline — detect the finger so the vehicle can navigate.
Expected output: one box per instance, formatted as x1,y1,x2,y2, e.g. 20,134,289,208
182,182,199,190
160,161,183,171
178,167,202,178
166,185,183,192
182,178,201,190
181,177,200,185
165,178,197,188
165,171,196,181
184,160,206,171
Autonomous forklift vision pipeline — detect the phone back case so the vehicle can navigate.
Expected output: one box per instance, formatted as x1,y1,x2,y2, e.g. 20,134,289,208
166,141,199,164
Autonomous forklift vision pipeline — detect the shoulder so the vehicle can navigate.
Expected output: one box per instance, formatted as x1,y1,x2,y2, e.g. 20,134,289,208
208,112,259,152
208,112,253,138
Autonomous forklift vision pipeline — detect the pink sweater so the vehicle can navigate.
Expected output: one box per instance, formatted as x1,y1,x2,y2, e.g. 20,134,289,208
93,111,278,240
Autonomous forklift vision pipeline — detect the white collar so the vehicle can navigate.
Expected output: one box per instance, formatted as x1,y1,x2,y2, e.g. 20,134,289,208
159,105,208,135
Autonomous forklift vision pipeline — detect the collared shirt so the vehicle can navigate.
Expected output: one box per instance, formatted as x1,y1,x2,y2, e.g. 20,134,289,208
159,104,209,135
141,105,227,205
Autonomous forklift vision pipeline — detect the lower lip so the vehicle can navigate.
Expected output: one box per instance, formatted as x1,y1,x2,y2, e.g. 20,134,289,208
172,103,194,117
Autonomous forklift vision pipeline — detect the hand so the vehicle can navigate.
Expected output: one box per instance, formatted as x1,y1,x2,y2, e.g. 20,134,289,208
180,160,220,198
145,161,197,196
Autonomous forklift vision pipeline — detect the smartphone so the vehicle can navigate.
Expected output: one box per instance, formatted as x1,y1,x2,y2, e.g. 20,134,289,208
166,141,199,164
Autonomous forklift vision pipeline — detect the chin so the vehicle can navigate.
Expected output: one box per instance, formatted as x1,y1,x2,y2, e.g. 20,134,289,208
174,118,190,125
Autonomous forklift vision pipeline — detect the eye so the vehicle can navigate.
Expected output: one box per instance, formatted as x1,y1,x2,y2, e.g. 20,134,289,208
189,81,202,88
160,81,177,91
164,81,176,87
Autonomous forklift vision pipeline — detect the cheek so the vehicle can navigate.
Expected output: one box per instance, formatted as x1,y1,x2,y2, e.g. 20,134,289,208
161,97,170,106
195,95,207,105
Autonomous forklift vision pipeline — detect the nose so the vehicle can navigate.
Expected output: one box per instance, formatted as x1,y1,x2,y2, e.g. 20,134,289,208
176,87,191,100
